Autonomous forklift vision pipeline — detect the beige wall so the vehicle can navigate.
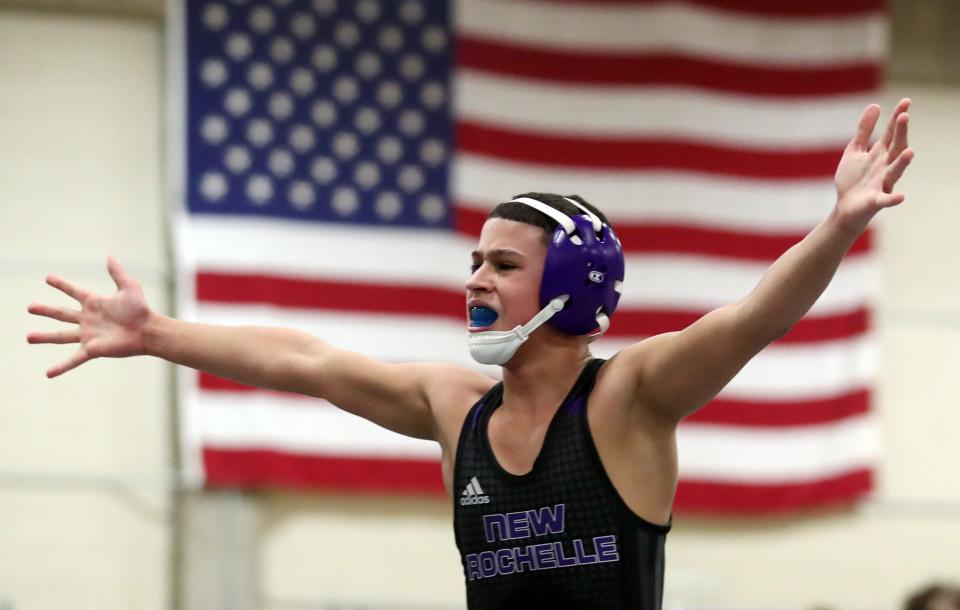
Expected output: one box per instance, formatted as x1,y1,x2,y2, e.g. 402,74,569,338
0,10,171,610
2,8,959,610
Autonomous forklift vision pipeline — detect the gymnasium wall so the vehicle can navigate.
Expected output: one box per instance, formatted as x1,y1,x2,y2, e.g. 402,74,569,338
0,9,171,610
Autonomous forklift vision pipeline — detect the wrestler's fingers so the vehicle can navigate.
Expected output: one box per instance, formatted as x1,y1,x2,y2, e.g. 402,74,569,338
46,275,90,304
888,113,910,163
107,256,132,290
877,191,906,209
27,303,81,324
881,98,911,149
883,147,915,193
47,349,92,378
26,329,80,345
849,104,881,152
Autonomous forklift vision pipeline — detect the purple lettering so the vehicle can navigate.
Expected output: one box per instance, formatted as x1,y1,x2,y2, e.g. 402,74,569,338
514,544,536,573
553,541,578,567
496,548,516,575
533,543,557,569
479,551,498,577
573,538,599,564
482,513,507,543
506,511,531,540
528,504,565,536
465,553,481,581
594,535,620,563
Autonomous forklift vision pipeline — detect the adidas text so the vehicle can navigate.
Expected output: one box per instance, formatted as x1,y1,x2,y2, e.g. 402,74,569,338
460,476,491,506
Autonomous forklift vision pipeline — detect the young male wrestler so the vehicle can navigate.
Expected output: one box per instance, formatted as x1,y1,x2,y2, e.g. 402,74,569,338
27,100,914,609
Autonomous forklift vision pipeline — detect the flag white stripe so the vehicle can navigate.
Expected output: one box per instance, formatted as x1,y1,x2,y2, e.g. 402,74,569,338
677,414,878,482
595,335,876,401
457,0,886,65
194,304,875,401
198,392,440,458
454,156,840,232
616,255,876,314
179,215,470,286
183,218,875,314
456,73,870,146
195,391,877,483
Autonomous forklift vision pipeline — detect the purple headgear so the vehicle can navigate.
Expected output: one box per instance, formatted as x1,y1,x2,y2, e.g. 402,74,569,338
510,197,625,337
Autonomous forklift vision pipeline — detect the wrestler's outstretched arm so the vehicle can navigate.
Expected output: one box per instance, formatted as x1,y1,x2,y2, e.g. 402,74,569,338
609,99,915,424
27,258,489,440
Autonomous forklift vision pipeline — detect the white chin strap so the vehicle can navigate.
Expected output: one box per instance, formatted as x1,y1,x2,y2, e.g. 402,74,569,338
467,296,568,365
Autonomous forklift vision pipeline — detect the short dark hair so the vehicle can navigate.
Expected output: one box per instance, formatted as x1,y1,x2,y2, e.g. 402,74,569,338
487,192,611,244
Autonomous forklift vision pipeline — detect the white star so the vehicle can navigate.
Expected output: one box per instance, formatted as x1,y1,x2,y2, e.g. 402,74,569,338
225,33,253,61
311,99,338,128
289,180,316,210
200,171,228,201
353,161,381,189
398,164,425,193
270,37,295,64
375,191,402,220
268,148,295,177
419,194,445,222
202,3,229,31
246,174,274,205
332,186,359,216
224,88,251,117
268,92,294,121
200,59,229,88
311,156,337,184
224,145,252,173
201,115,229,144
249,6,275,34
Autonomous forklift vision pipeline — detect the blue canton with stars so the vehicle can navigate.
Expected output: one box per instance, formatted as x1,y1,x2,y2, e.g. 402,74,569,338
186,0,452,228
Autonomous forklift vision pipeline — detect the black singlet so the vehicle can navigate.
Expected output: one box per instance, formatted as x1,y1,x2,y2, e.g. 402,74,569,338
453,359,671,610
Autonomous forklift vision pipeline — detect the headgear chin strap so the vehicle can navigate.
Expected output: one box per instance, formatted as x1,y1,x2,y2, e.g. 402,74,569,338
467,196,625,365
467,297,567,365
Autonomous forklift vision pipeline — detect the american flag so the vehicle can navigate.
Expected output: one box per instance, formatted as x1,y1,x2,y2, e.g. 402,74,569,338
170,0,887,513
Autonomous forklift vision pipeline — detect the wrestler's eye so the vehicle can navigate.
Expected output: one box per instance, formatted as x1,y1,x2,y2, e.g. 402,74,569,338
470,262,481,273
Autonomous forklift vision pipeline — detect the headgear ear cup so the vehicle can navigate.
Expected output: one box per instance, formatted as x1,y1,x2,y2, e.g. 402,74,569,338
537,213,625,336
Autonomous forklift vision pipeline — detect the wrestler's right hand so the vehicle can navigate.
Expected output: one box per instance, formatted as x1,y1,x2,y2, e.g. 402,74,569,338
27,256,152,378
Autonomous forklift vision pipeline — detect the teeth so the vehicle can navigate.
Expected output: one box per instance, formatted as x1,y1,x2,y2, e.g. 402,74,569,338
470,305,498,327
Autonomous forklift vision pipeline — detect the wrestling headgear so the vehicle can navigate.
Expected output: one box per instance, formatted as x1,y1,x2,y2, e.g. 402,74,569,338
467,196,625,365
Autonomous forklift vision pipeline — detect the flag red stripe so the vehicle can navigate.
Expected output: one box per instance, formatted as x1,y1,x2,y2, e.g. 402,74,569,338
196,272,465,316
673,468,872,513
458,37,882,96
520,0,885,17
454,205,874,260
458,121,844,178
615,307,870,343
198,374,869,428
686,389,870,427
203,448,871,511
203,448,445,493
196,273,868,343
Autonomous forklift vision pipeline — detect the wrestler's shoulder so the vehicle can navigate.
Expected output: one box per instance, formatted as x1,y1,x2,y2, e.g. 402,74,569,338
417,363,495,447
418,362,496,408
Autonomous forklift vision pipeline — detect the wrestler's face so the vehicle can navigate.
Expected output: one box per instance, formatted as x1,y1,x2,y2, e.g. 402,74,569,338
466,218,547,333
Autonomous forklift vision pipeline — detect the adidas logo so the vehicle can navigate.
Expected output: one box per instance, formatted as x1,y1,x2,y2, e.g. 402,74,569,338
459,476,491,506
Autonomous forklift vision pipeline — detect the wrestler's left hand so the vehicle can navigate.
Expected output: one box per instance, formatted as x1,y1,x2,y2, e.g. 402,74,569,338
833,97,915,235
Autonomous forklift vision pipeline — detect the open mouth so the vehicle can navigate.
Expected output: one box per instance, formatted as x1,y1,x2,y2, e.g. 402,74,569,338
469,305,498,329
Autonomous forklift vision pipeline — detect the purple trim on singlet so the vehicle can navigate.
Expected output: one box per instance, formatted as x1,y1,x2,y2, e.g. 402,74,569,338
469,399,486,432
564,394,587,414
